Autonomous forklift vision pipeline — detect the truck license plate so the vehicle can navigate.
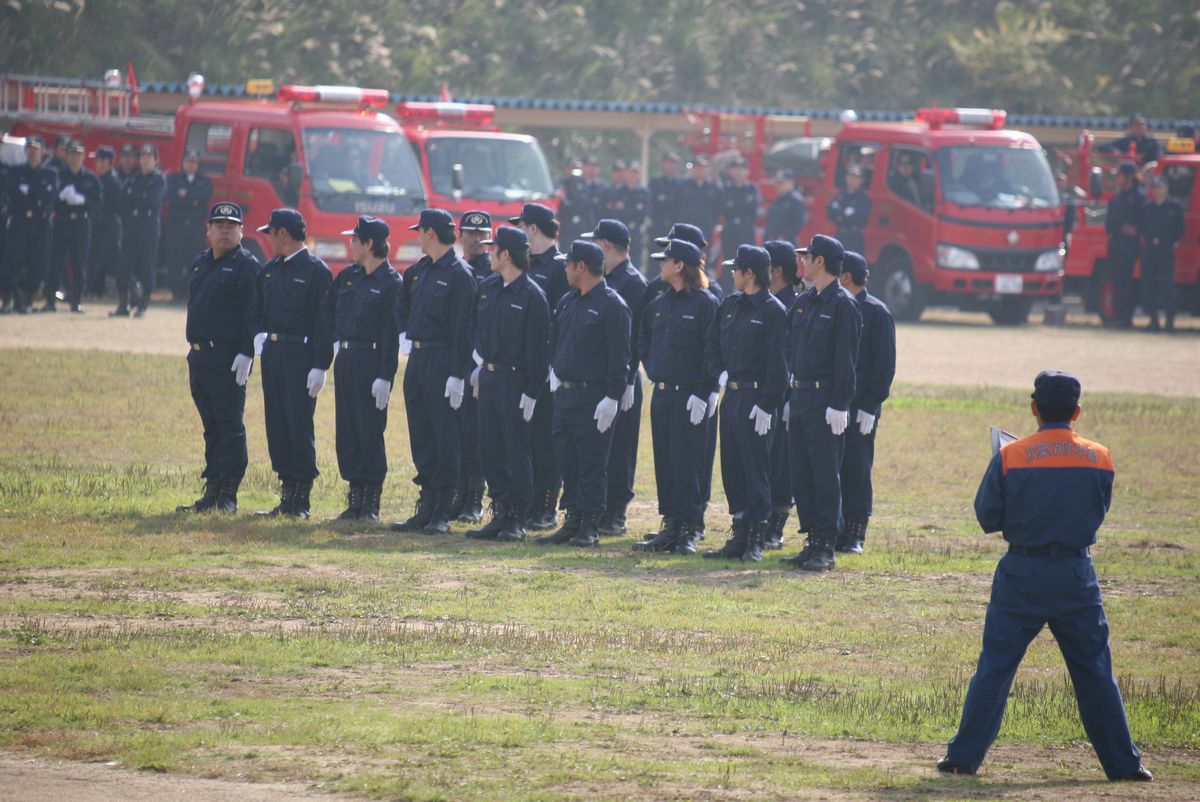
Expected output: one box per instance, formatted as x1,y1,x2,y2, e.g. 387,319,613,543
995,274,1023,294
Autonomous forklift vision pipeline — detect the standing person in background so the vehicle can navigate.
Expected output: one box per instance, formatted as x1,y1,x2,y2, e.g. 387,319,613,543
1,136,57,315
677,156,722,254
556,157,589,244
1140,176,1185,333
165,148,213,302
764,168,807,244
1104,162,1145,329
112,143,166,318
1097,113,1160,164
44,140,101,314
648,153,682,250
579,155,609,235
87,145,124,298
719,157,759,263
609,161,649,264
827,165,871,257
762,240,801,550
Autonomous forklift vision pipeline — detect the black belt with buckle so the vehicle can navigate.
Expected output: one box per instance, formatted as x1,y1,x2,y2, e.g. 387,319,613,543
189,340,232,351
726,381,761,390
339,340,378,350
791,380,824,389
410,339,448,350
485,362,520,373
1008,544,1090,559
267,333,310,344
655,381,701,392
23,210,34,219
559,380,591,390
67,211,89,221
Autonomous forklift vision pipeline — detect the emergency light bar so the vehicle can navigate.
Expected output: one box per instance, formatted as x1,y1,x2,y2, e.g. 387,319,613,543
277,84,390,108
395,101,495,124
917,107,1007,130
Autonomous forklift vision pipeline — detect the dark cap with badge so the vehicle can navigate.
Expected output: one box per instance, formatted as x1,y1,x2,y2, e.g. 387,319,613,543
119,142,137,156
66,140,85,154
24,134,45,149
459,210,492,232
774,168,795,181
796,234,845,271
139,143,158,157
408,208,455,232
723,244,770,272
507,202,556,229
54,133,72,148
1032,369,1082,410
343,215,390,241
94,145,115,160
764,240,798,270
582,218,630,249
842,251,869,284
183,148,201,161
257,208,305,236
654,222,707,250
481,225,528,253
555,240,605,271
208,202,243,224
651,238,702,267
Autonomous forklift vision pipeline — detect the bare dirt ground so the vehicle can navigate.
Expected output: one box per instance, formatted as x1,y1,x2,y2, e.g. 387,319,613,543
1,304,1197,396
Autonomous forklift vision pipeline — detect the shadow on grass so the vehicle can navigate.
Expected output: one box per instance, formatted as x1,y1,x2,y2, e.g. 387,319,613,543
875,777,1116,800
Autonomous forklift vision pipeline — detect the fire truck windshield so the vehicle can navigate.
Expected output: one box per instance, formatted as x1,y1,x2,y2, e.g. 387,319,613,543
302,127,426,215
425,136,554,201
936,146,1059,210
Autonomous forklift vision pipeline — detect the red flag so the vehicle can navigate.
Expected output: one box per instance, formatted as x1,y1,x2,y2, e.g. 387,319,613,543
439,81,451,102
126,61,140,115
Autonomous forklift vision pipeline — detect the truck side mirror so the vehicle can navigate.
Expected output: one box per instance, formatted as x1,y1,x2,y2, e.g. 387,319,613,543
1089,167,1103,198
452,162,464,196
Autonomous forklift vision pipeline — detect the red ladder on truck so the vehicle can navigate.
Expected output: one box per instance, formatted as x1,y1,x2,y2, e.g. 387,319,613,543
0,74,173,133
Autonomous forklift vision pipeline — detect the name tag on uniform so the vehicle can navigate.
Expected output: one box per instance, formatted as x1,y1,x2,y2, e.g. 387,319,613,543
750,318,763,325
587,308,600,316
819,314,832,320
293,278,306,284
436,279,448,287
221,267,234,272
533,272,547,280
510,304,524,310
370,288,381,294
682,314,695,320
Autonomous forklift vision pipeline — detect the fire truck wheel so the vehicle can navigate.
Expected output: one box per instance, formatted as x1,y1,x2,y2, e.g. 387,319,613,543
878,254,926,321
988,296,1033,326
1091,264,1119,324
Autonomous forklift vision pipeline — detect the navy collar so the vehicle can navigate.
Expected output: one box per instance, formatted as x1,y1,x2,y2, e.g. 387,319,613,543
1037,422,1073,431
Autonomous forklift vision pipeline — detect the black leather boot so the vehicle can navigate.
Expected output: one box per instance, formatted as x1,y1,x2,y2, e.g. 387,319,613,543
703,519,749,559
780,530,817,566
177,479,219,513
764,508,789,550
446,477,468,521
361,483,382,522
672,519,701,555
257,480,296,517
798,537,836,572
456,478,485,523
632,517,676,552
836,517,867,554
422,491,454,534
568,510,602,547
214,477,241,514
466,500,507,540
740,520,767,562
597,501,628,536
495,507,527,543
535,509,580,545
289,480,313,520
525,488,559,531
336,483,364,520
391,488,435,531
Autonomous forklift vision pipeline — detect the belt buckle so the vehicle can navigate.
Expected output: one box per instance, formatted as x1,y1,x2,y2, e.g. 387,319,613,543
191,343,200,351
413,341,421,349
270,333,279,342
487,364,495,372
657,382,665,390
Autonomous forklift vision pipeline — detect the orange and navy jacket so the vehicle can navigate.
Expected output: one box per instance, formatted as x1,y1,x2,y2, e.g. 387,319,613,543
974,423,1114,548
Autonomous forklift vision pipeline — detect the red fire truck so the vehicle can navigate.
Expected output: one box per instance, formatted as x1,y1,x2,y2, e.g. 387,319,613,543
1056,133,1199,322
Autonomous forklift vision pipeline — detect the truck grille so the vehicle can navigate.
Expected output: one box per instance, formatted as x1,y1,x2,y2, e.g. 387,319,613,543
973,248,1044,273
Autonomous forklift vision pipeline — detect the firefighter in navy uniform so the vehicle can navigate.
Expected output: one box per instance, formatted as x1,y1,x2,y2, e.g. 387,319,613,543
464,225,550,543
719,157,759,262
536,240,631,548
556,158,590,244
780,235,862,572
632,238,719,555
581,219,647,536
252,209,334,519
450,210,494,523
510,203,568,530
45,140,102,313
88,146,124,298
1140,176,1185,332
648,152,682,247
939,371,1151,784
176,203,261,514
764,169,807,244
1097,113,1161,164
703,245,788,563
677,157,722,249
165,149,213,301
826,166,871,256
1104,162,1145,329
116,143,138,182
323,216,401,522
2,136,57,315
762,240,801,550
609,161,649,263
113,143,166,317
579,156,610,235
836,251,896,554
390,209,476,535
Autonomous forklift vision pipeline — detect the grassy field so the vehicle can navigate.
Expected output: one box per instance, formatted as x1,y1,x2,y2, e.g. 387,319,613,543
0,347,1197,801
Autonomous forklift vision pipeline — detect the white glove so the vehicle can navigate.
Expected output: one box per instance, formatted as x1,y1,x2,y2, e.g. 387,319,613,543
68,189,86,205
749,404,772,437
333,340,340,357
826,407,848,436
472,349,484,367
253,332,267,356
856,409,877,435
782,401,790,431
594,397,619,433
621,383,636,412
306,368,326,399
399,332,412,356
231,353,253,387
470,365,481,399
59,185,74,202
686,394,707,426
707,391,719,419
549,368,561,393
718,370,729,388
519,393,537,422
445,376,465,410
371,378,391,410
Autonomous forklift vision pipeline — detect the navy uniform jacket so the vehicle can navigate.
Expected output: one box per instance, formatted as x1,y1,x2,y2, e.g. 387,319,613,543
165,171,213,225
850,289,896,415
394,248,476,379
827,188,871,232
0,163,7,216
764,190,807,242
604,259,648,385
720,181,759,232
705,288,788,411
185,245,262,356
608,184,649,232
557,175,590,230
472,271,550,398
648,175,680,226
256,247,335,370
6,162,58,221
785,281,862,411
551,281,631,401
120,169,167,223
96,169,125,224
323,262,402,382
466,251,493,282
677,177,722,238
1142,197,1185,249
1105,187,1145,255
52,167,103,218
528,245,569,309
589,179,614,220
639,286,718,394
1098,135,1160,163
975,423,1114,549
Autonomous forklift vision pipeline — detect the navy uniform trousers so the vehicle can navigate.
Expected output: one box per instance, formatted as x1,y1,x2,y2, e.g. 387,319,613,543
650,385,708,520
768,396,792,510
841,409,877,519
530,382,561,503
4,216,50,298
607,379,642,508
262,340,320,482
188,344,248,480
553,385,616,514
946,553,1142,779
120,217,160,309
47,214,91,307
334,346,389,484
88,218,121,295
1140,243,1177,323
788,386,846,539
403,346,461,496
478,369,534,513
718,388,774,521
458,384,483,483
